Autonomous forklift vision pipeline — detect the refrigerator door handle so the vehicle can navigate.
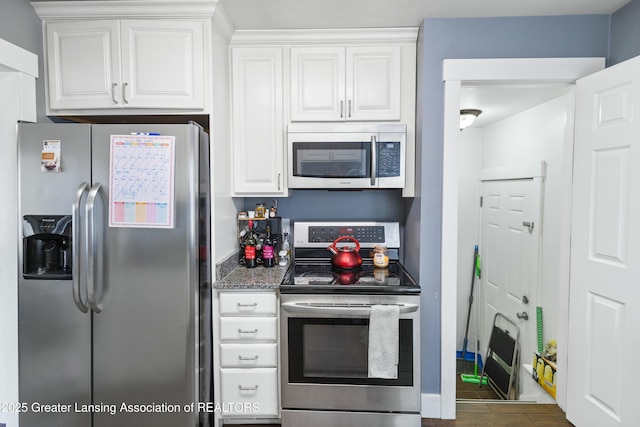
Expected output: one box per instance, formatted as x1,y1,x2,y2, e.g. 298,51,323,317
72,182,90,313
86,182,104,313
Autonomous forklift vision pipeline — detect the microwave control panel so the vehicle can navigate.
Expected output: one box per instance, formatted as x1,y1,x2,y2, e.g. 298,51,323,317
377,142,401,177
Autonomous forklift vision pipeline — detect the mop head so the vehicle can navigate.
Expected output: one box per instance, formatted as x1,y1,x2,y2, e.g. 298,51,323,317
460,373,488,385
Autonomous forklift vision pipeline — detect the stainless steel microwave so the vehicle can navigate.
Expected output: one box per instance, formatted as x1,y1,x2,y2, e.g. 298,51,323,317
287,124,406,189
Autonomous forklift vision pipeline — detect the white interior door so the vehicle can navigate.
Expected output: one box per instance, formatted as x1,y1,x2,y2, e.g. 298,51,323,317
566,55,640,427
480,177,542,384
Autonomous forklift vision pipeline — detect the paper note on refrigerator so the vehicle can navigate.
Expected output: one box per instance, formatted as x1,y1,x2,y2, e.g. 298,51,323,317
108,134,176,228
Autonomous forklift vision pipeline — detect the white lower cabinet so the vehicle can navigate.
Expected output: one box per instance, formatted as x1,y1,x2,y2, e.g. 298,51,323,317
220,343,278,368
220,368,279,416
219,317,278,341
215,290,279,425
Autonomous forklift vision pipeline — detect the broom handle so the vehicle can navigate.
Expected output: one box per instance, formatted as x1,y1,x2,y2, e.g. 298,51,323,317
462,246,479,352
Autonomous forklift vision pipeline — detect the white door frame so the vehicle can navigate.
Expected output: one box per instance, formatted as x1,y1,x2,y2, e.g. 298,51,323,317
0,38,38,427
440,57,604,419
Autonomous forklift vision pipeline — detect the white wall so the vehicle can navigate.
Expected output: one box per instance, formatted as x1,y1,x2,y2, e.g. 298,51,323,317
210,15,242,264
0,39,38,427
457,91,573,368
456,128,482,353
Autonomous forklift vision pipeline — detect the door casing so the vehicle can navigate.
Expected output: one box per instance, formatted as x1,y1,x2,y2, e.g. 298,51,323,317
439,57,605,419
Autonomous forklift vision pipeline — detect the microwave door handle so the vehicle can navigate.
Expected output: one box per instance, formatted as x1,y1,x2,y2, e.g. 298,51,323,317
72,182,90,313
370,136,377,186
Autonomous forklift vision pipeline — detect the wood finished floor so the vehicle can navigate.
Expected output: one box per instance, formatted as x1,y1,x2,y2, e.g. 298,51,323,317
229,375,573,427
422,402,574,426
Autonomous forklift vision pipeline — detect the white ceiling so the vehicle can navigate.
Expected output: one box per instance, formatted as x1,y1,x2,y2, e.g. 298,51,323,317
218,0,628,127
460,83,572,129
219,0,629,30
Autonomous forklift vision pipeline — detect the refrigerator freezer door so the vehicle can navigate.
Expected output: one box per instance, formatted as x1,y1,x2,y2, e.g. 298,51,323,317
89,124,201,426
17,123,92,427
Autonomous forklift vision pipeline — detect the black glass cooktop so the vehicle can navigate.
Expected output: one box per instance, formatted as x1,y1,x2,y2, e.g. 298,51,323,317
280,260,420,294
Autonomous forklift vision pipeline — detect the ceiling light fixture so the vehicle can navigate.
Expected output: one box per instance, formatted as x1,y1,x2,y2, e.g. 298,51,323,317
460,109,482,130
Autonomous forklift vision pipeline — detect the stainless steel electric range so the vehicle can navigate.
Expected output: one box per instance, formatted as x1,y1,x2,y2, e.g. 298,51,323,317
280,222,421,427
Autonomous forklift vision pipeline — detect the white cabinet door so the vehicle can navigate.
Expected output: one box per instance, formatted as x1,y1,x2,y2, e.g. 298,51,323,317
290,47,345,121
45,19,204,111
219,291,277,316
219,317,278,342
290,46,401,122
220,368,279,416
231,47,285,195
347,46,401,121
120,20,204,109
46,20,121,110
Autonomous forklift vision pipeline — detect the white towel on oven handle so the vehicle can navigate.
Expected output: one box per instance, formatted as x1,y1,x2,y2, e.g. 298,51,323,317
368,304,400,379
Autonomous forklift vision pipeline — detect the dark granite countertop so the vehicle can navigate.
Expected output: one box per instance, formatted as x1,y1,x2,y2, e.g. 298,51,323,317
214,264,288,289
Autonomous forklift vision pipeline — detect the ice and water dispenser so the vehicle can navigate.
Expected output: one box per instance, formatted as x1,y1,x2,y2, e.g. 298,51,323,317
22,215,72,279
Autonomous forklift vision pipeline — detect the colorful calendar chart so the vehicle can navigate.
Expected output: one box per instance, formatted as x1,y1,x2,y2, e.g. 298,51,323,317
108,134,175,228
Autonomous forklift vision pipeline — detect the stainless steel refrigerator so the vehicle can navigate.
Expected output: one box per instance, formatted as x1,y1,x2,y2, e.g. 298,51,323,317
17,122,211,427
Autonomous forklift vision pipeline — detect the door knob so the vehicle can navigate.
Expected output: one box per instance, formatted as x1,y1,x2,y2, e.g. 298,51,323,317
516,311,529,320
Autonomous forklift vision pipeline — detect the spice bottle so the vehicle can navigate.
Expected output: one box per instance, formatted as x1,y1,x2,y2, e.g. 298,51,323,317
373,244,389,268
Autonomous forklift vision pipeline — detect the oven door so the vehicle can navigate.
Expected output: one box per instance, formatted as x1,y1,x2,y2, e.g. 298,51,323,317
280,293,421,414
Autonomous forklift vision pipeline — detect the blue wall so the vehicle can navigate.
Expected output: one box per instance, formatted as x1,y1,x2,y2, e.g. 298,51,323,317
244,190,404,223
413,15,611,394
610,0,640,65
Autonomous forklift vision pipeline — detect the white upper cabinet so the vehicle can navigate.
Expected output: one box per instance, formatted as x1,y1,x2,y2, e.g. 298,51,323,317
231,47,286,195
291,46,402,121
45,19,205,112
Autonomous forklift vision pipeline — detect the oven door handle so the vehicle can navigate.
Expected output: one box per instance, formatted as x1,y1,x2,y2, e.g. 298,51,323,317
281,302,418,316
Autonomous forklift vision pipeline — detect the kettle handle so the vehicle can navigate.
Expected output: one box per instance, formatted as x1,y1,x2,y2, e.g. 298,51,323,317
329,235,360,252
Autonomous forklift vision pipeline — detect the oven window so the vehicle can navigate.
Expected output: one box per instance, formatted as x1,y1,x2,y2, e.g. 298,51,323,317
287,318,413,386
292,141,371,179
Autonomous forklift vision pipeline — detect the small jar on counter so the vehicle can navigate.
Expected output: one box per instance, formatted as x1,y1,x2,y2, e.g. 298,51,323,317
373,244,389,268
255,203,266,218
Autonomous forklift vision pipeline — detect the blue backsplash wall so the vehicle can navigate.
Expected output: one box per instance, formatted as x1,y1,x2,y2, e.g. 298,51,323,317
243,189,405,222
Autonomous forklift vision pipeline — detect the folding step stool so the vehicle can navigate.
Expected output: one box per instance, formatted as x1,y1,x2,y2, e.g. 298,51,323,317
479,312,520,400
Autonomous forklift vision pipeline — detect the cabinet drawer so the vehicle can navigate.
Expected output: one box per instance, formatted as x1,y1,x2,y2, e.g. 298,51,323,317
220,343,278,368
220,368,278,417
219,291,277,316
220,317,277,341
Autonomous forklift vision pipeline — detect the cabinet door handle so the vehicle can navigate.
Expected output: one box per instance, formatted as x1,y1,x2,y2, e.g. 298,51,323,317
237,328,258,334
238,355,259,361
348,99,352,118
237,302,258,308
277,173,281,191
340,100,344,118
122,82,129,104
111,83,118,104
238,385,259,391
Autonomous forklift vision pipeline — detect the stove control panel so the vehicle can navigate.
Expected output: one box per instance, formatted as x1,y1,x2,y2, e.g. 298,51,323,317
308,226,386,243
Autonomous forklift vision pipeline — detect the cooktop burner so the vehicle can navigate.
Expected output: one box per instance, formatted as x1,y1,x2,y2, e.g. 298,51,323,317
281,261,419,294
281,221,421,295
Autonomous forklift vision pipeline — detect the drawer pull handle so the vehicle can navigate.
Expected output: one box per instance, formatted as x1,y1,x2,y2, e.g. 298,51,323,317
238,328,258,334
238,385,259,391
237,302,258,308
238,355,259,361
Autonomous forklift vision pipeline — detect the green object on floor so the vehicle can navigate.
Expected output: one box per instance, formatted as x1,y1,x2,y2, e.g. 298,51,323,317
460,361,488,385
460,374,488,385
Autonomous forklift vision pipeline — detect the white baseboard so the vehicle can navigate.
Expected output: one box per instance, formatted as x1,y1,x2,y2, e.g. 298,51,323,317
421,393,441,418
